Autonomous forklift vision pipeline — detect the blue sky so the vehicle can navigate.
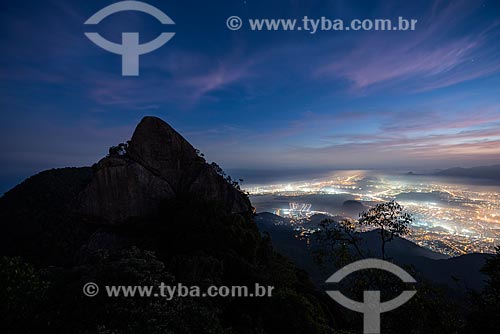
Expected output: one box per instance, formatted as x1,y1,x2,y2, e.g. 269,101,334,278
1,0,499,192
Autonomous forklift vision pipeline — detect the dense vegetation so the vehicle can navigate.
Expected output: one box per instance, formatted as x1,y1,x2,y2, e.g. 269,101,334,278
0,169,341,333
312,202,500,333
1,169,499,333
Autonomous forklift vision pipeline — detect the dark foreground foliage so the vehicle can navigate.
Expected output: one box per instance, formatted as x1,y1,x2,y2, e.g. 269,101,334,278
312,204,500,334
0,170,341,334
1,170,499,333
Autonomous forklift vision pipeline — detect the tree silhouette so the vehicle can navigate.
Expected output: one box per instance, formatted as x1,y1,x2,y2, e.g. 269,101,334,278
358,201,412,260
314,201,413,267
314,218,364,268
108,141,130,157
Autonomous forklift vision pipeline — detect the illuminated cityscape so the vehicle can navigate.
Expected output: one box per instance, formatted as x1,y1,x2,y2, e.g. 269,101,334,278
246,171,500,256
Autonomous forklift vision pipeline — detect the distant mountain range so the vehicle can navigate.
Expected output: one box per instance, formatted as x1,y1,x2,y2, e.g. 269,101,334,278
255,212,490,292
435,164,500,181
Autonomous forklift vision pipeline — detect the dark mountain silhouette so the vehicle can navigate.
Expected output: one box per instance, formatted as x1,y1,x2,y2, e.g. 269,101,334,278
341,200,366,217
79,116,251,225
304,213,346,228
0,117,341,334
0,167,95,265
256,212,489,291
1,116,497,333
436,164,500,181
1,117,252,265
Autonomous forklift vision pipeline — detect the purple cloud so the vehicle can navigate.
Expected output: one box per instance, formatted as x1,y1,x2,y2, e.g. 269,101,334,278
315,1,500,92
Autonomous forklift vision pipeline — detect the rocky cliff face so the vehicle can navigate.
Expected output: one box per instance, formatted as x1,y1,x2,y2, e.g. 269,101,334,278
79,116,251,224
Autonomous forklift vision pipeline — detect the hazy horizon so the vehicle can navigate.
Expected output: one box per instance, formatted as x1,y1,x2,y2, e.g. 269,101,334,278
1,0,500,193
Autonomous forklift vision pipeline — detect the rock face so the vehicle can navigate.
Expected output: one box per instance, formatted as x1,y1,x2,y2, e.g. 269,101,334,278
79,117,251,225
78,157,175,224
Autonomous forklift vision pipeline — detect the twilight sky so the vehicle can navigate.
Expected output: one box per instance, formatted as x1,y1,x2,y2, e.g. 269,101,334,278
1,0,499,192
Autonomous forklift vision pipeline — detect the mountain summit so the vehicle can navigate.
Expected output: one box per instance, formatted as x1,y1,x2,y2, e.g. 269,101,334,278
0,116,252,264
79,116,251,224
0,117,337,334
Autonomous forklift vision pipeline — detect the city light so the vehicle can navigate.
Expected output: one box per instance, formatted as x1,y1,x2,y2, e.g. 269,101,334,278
247,171,500,256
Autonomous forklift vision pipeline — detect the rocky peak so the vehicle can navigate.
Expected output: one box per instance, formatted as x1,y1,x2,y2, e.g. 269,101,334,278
127,117,202,192
79,116,251,225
